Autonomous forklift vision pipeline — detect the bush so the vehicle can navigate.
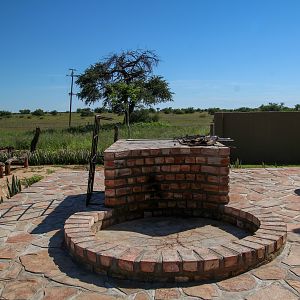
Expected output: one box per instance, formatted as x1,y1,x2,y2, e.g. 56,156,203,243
183,107,195,113
49,110,58,115
19,109,31,114
0,110,12,117
79,108,94,117
161,107,173,114
32,109,45,116
130,109,159,123
94,107,109,113
173,109,184,114
207,108,221,115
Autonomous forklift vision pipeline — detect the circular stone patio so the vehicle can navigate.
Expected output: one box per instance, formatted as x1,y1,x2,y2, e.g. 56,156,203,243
0,168,299,299
94,217,250,249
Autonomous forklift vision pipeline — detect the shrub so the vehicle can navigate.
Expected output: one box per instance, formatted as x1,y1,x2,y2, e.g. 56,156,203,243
21,175,43,187
183,107,195,113
94,107,109,113
19,109,31,114
49,110,58,115
173,109,184,114
207,107,221,115
80,108,94,117
130,109,159,123
0,111,12,117
32,109,45,116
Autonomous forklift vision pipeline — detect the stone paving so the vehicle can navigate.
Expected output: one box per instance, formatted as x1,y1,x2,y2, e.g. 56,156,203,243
0,168,299,299
94,217,249,250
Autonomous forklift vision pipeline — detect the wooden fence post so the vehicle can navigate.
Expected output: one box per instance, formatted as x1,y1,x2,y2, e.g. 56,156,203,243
114,125,119,142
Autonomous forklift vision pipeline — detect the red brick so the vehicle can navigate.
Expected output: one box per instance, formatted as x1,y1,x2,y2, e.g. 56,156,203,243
141,150,150,156
244,236,275,255
185,157,196,164
180,165,190,172
190,165,201,172
127,178,136,184
104,160,115,168
165,174,175,180
115,150,131,158
201,165,219,174
196,174,205,181
220,167,230,175
175,174,185,180
135,194,145,202
116,187,131,196
194,248,220,271
104,152,115,160
104,169,115,178
187,199,197,208
105,189,115,197
99,246,127,267
201,147,219,156
161,148,170,155
115,168,131,177
224,242,255,264
135,158,144,166
161,165,171,172
118,248,143,272
145,158,155,165
174,157,185,164
165,157,175,164
219,147,230,156
140,251,161,273
133,186,142,193
131,167,141,175
126,159,135,167
186,174,195,181
195,156,206,164
155,157,165,164
131,150,141,156
207,157,229,165
142,166,152,173
162,250,180,273
234,240,265,259
150,149,160,155
210,246,238,268
136,176,148,183
170,165,181,172
207,175,219,183
202,184,219,192
178,249,198,272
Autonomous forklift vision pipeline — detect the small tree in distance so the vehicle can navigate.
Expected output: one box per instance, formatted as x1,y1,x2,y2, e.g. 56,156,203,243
76,49,173,124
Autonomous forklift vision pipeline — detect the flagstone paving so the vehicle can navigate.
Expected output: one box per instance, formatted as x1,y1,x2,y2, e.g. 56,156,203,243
0,168,299,299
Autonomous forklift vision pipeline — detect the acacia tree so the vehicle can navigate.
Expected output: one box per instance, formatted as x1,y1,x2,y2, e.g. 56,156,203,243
76,50,173,123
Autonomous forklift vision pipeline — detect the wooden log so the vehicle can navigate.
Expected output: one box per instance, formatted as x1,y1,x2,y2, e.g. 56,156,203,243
23,156,29,168
0,162,4,178
30,127,41,152
114,125,119,142
5,162,11,176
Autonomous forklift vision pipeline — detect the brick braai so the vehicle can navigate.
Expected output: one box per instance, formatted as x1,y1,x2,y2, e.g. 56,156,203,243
104,139,230,212
63,139,287,282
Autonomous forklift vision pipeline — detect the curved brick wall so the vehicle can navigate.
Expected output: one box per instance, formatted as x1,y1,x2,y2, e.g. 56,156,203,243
104,140,230,213
64,205,287,282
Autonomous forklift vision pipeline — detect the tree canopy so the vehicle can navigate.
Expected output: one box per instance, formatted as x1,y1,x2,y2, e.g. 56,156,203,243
76,50,173,122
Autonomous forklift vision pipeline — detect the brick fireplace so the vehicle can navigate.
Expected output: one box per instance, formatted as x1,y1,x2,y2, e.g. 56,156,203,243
104,139,230,213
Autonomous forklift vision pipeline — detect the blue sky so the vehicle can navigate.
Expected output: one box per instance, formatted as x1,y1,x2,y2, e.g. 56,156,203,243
1,0,300,112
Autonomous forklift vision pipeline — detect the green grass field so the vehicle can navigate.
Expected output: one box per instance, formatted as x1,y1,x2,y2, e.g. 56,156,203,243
0,112,213,164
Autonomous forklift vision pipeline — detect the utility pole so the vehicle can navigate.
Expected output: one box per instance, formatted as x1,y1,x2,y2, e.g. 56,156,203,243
66,68,79,127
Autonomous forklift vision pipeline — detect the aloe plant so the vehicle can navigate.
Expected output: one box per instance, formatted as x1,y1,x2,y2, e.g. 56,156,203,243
6,175,22,198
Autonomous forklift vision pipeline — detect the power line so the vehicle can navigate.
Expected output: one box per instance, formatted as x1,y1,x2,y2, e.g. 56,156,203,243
66,68,79,127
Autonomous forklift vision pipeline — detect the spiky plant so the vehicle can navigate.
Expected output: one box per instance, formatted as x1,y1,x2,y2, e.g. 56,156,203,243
6,175,22,198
